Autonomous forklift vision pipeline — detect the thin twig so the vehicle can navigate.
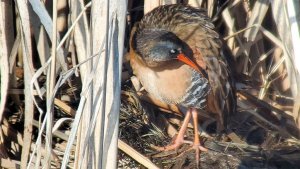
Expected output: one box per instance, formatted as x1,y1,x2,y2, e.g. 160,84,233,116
118,139,160,169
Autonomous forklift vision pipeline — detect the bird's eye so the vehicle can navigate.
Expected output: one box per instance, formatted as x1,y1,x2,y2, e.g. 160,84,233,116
169,49,177,54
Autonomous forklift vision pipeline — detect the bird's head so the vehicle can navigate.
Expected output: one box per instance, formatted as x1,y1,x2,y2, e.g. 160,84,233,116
133,29,200,72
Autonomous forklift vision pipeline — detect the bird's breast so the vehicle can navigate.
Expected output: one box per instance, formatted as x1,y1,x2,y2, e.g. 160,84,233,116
132,59,211,108
136,62,191,104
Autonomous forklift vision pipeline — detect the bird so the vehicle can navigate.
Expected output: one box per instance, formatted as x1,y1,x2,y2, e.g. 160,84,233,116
129,4,236,166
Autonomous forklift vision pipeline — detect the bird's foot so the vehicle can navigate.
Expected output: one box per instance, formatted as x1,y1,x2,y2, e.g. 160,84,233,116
153,137,208,168
152,108,208,167
154,137,207,150
153,135,186,152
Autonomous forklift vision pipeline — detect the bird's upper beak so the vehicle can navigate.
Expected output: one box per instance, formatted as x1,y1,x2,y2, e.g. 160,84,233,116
177,53,201,72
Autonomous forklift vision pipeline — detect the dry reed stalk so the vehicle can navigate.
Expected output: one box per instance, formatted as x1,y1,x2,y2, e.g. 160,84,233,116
244,0,269,41
90,1,127,168
188,0,204,8
144,0,177,14
59,1,126,168
0,2,13,163
43,0,58,167
14,1,35,168
279,1,300,129
71,0,90,82
0,1,13,125
28,0,68,73
26,1,92,168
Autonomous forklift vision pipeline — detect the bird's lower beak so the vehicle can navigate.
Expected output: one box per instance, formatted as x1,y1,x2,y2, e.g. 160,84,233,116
177,53,201,72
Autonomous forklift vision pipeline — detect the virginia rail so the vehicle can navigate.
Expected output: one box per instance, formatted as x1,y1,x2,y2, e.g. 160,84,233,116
129,4,236,166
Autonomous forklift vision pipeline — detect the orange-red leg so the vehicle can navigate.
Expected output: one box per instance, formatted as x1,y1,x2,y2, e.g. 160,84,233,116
191,108,208,166
156,109,192,151
156,108,207,166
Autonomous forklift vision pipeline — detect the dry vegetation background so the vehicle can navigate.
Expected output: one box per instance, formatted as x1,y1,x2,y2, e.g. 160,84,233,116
0,0,300,168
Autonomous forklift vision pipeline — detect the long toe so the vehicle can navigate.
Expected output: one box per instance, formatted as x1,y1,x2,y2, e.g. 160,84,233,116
195,148,200,168
154,138,184,151
190,144,208,168
198,144,208,152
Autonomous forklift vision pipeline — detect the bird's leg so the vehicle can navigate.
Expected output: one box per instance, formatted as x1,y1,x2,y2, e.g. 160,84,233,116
155,108,208,167
155,109,192,151
190,108,208,167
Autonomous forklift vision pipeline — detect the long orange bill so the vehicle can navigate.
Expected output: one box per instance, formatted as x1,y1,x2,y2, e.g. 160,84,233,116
177,53,201,72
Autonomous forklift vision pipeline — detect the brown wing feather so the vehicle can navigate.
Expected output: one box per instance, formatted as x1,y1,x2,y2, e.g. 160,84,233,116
174,17,236,130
